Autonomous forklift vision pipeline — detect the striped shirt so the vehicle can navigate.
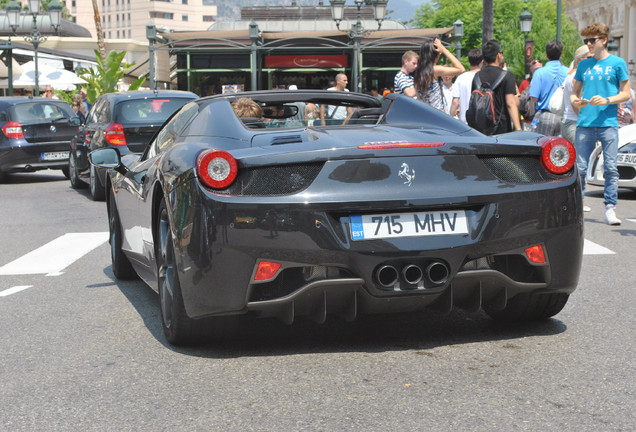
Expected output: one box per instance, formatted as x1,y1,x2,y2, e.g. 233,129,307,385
394,71,414,94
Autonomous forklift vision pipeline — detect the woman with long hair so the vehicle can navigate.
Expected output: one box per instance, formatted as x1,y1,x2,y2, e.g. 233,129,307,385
413,38,465,111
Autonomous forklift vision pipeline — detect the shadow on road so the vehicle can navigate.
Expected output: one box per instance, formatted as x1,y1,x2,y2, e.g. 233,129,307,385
106,267,568,358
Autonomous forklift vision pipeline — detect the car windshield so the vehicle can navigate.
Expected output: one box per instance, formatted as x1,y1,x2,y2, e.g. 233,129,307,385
10,101,75,122
114,98,194,124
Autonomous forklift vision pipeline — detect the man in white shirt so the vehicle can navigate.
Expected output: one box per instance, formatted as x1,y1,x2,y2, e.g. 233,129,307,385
321,73,353,125
449,49,482,124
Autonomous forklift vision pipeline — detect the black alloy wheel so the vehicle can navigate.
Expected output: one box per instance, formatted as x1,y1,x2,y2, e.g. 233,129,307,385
156,199,200,345
69,151,85,189
90,164,105,201
108,188,137,280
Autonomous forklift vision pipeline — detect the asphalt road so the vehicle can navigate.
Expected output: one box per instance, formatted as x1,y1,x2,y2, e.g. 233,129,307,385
0,170,634,431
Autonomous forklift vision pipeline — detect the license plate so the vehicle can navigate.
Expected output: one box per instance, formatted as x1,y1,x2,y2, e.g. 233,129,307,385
41,151,69,161
617,153,636,166
350,210,468,240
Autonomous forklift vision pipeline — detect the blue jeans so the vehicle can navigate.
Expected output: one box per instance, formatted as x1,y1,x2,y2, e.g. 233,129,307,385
575,126,619,207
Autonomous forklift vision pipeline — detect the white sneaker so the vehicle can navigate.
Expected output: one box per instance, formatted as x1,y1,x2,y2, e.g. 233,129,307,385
605,207,621,225
583,205,591,212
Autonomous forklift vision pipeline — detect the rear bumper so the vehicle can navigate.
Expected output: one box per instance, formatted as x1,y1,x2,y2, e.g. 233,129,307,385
0,145,69,173
170,174,584,321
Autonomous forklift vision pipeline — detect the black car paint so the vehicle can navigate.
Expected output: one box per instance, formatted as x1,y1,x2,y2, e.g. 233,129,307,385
0,97,80,179
100,90,583,330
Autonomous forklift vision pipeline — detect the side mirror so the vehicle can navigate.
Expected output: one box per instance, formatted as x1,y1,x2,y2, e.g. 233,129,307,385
89,148,128,175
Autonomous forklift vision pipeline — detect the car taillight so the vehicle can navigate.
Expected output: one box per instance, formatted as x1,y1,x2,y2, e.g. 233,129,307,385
105,122,127,145
539,136,575,174
196,149,238,189
2,121,24,139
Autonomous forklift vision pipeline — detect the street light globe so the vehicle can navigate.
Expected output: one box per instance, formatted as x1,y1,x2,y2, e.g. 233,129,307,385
27,0,40,14
519,7,533,34
6,0,22,31
48,0,63,31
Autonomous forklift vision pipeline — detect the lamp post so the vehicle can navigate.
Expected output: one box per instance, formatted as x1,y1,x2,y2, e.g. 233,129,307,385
330,0,387,93
519,7,533,80
249,21,260,91
3,0,21,96
146,22,156,90
629,60,635,77
453,19,464,61
6,0,62,97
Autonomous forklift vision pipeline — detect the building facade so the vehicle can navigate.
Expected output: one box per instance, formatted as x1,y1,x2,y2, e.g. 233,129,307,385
62,0,217,40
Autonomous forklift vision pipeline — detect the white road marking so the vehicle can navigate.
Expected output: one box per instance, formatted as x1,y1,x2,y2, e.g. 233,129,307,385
583,239,615,255
0,232,109,276
0,285,33,297
627,218,636,223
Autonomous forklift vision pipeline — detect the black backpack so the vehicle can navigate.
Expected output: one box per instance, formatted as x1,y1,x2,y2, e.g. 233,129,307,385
465,70,507,135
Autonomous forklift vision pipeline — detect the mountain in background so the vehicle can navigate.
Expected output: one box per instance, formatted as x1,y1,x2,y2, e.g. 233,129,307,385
205,0,427,26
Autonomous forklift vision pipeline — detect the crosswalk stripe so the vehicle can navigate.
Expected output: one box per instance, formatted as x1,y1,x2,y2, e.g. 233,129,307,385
0,232,109,276
583,239,615,255
0,285,33,297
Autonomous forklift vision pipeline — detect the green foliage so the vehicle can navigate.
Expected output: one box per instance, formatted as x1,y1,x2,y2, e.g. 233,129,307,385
77,50,146,104
411,0,583,82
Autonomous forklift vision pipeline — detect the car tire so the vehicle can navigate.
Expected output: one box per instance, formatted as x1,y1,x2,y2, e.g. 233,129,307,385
90,164,105,201
61,167,70,179
156,199,201,345
69,151,85,189
484,292,570,322
108,188,137,280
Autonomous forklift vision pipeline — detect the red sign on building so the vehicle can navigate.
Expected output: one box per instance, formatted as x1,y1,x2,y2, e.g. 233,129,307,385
265,55,348,68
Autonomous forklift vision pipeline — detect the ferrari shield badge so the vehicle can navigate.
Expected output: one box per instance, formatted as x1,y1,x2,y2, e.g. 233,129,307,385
398,162,415,186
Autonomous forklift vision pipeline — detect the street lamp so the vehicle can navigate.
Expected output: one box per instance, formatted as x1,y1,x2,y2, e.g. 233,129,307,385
453,19,464,60
519,7,533,80
329,0,387,92
629,60,635,77
5,0,62,96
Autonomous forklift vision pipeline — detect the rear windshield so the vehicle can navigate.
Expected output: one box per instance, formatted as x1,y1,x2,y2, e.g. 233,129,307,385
114,98,193,124
10,101,75,122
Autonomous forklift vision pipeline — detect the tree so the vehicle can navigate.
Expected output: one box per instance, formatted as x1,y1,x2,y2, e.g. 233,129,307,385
410,0,582,83
78,50,145,104
91,0,107,64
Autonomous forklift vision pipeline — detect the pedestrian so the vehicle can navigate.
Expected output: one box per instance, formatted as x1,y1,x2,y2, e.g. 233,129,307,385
470,40,521,134
412,38,464,111
71,94,86,124
449,48,482,124
320,73,353,125
44,85,53,98
370,86,383,102
394,50,419,97
570,22,632,225
519,60,542,94
529,40,569,135
561,45,592,210
441,75,455,116
80,88,91,113
518,60,542,129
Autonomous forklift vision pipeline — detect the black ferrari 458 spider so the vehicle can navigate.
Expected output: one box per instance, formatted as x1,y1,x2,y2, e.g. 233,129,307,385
90,90,584,345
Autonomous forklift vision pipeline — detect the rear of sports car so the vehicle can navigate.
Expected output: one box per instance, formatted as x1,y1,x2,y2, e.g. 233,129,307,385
167,125,583,325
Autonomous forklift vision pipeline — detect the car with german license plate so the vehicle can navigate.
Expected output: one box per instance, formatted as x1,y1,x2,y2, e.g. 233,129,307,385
90,89,584,345
0,96,80,182
68,89,198,200
587,123,636,190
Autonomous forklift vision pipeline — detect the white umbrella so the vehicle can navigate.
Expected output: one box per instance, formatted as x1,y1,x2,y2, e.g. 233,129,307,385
0,61,87,91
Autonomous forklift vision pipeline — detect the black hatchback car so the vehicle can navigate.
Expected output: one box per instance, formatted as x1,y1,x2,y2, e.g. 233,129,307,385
69,90,198,200
0,97,81,182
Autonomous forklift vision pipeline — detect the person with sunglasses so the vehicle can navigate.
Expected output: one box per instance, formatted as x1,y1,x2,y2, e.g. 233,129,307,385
570,23,632,225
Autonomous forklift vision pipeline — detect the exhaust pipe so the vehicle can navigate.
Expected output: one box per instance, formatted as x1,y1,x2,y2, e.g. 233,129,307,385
402,264,423,285
376,265,399,288
426,261,450,285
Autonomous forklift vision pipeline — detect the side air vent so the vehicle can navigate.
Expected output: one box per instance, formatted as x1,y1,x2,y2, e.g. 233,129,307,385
479,156,566,184
272,135,303,145
213,162,324,196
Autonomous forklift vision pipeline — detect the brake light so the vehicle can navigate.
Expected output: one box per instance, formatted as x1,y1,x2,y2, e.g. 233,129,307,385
2,121,24,139
525,245,546,264
196,149,238,189
254,260,282,281
539,136,575,174
105,122,127,145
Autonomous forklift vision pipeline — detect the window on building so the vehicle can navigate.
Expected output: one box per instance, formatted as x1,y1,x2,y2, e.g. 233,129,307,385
203,16,215,22
182,15,188,21
149,11,174,19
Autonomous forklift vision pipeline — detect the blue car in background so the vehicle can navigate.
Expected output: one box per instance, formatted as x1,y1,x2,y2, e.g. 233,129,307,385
0,96,81,182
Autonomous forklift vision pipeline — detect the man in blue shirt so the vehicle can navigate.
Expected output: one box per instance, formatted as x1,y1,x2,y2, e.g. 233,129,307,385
570,22,632,225
529,40,569,136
